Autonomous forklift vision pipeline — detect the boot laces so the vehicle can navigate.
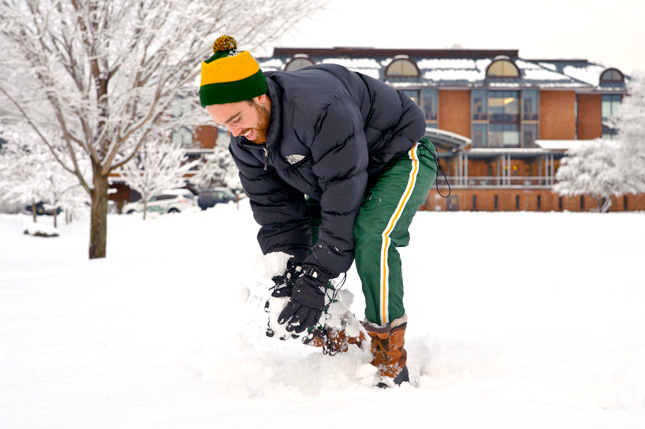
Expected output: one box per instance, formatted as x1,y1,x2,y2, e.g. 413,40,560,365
371,335,391,366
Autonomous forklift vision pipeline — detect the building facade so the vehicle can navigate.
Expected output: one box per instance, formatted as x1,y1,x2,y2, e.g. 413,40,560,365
252,47,643,212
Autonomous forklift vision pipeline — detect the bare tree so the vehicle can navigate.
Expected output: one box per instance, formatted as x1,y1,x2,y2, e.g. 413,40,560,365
0,0,323,258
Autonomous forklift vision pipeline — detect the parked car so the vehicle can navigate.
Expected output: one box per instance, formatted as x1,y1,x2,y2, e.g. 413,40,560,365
197,188,237,210
24,201,62,216
123,189,197,214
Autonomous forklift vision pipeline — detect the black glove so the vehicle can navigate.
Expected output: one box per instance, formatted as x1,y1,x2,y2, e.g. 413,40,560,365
270,260,302,298
277,272,327,334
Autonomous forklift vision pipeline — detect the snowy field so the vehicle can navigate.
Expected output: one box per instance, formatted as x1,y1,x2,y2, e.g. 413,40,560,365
1,201,644,428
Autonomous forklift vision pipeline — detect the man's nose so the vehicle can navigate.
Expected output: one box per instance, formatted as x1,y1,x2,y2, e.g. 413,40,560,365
229,126,241,137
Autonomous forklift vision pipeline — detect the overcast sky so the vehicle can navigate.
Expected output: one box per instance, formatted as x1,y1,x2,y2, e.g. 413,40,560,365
262,0,645,75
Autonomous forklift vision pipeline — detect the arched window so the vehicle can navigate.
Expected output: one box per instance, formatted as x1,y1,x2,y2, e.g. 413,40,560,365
284,55,315,72
385,56,419,77
600,68,624,84
486,56,520,78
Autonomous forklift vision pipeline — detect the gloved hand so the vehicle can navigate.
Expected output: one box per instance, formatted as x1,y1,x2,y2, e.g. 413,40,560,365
277,272,327,334
270,260,302,298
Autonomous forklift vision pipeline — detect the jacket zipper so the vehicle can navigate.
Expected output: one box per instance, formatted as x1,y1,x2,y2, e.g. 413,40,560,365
263,146,269,171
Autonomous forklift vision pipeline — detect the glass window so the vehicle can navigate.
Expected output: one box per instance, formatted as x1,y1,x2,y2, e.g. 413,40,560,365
385,58,419,77
421,89,438,121
472,123,488,148
401,90,420,106
489,91,520,123
522,90,539,121
472,89,488,121
600,69,624,83
602,94,622,121
522,123,538,147
602,124,618,140
489,124,519,148
487,59,520,78
284,56,315,72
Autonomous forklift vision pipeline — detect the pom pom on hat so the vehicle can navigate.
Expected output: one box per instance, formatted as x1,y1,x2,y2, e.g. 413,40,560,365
212,35,237,53
199,35,267,107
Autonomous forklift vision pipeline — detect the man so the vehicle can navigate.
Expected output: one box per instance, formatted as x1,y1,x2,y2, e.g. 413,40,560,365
200,36,438,387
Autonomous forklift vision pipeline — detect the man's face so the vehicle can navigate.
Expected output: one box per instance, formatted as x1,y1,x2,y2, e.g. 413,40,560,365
205,96,270,144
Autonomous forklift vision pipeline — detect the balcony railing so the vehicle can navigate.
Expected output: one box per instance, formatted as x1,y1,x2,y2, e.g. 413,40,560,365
436,176,556,188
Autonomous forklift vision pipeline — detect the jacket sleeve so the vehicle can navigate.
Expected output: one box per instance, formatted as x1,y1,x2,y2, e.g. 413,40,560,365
229,141,312,260
305,97,369,279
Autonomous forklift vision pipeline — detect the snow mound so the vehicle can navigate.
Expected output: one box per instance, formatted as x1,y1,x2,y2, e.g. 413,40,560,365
23,222,59,237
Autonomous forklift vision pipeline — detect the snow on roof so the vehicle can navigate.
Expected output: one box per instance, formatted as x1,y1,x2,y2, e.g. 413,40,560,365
321,57,381,69
257,58,283,71
256,51,627,91
562,64,605,86
537,62,557,71
535,140,590,150
468,148,548,156
517,60,572,82
422,68,482,82
417,58,480,69
320,57,381,79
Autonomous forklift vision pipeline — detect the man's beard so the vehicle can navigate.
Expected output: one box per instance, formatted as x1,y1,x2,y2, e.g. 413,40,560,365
244,101,270,144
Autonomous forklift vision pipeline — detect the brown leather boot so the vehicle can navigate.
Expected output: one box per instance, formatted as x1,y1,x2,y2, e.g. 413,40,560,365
362,314,409,388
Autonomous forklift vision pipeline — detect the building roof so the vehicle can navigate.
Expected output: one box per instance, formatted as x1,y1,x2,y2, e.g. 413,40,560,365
535,140,590,151
257,47,627,94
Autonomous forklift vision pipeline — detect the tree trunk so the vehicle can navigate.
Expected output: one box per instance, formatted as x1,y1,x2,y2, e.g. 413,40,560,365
31,200,37,223
89,170,109,259
593,195,613,213
600,197,613,213
143,201,147,221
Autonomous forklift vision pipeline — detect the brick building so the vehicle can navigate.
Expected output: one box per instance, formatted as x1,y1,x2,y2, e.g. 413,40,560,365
247,47,643,212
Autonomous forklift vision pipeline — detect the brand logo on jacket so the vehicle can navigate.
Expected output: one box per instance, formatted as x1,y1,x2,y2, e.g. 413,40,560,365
285,154,305,165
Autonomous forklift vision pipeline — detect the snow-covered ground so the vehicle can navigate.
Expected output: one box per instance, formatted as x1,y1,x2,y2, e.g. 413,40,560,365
1,202,644,428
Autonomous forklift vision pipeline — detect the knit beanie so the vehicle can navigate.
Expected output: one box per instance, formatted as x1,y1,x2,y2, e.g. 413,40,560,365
199,35,267,107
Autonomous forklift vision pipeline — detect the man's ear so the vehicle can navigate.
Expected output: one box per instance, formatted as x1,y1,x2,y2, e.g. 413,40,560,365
257,93,271,109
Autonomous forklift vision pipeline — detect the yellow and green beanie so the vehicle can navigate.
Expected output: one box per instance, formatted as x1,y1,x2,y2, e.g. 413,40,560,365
199,35,267,107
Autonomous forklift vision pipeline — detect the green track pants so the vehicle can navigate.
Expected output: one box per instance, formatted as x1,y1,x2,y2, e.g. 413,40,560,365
308,138,438,326
354,138,437,325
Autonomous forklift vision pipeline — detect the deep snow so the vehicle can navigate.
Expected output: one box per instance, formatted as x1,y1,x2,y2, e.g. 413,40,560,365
1,201,644,428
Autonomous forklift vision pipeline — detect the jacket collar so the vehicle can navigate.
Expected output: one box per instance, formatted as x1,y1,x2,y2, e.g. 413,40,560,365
263,77,282,153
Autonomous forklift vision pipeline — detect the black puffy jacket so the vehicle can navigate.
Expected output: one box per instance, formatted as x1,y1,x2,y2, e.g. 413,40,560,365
229,64,426,278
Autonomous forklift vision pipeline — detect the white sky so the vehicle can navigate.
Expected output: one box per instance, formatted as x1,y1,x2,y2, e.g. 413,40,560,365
261,0,645,75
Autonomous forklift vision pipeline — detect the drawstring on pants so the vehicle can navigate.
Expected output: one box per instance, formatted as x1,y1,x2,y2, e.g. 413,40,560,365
428,149,451,199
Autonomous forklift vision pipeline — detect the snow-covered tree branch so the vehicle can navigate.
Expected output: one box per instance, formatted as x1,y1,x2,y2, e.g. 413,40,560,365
0,126,88,226
554,140,623,213
0,0,324,258
189,131,241,191
120,141,197,220
612,73,645,193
